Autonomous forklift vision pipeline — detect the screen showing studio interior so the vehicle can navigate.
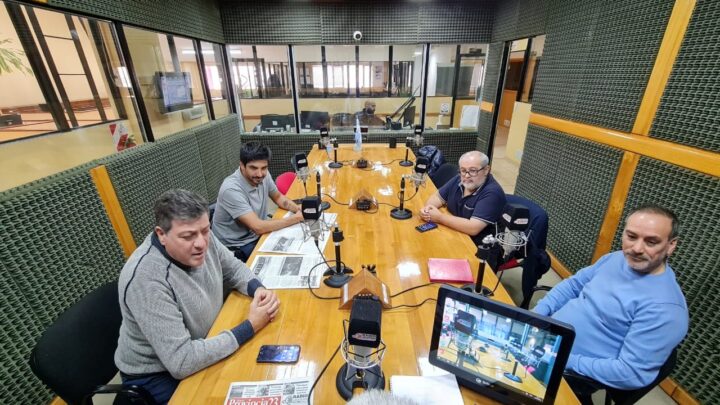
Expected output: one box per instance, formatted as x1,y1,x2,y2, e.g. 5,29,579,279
435,297,565,403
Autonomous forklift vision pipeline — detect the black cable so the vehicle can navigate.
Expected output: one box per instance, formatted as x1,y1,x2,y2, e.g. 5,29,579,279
490,266,506,295
322,193,350,206
377,202,399,209
390,282,436,298
307,342,341,405
387,297,436,310
306,241,343,300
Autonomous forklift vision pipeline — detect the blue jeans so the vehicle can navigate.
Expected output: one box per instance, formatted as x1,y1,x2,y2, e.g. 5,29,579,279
231,240,258,262
121,371,179,405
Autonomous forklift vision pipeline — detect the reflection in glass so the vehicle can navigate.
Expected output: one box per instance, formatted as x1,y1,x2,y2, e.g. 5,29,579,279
228,45,294,132
123,26,209,139
200,41,231,118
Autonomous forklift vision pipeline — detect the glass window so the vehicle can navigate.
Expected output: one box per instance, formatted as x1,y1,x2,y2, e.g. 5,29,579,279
520,35,544,103
294,44,423,133
199,41,231,118
228,45,294,132
0,1,143,191
425,44,487,130
123,26,209,139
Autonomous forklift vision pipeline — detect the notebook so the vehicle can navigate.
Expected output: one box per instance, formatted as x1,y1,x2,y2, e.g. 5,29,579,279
428,258,473,283
390,374,463,405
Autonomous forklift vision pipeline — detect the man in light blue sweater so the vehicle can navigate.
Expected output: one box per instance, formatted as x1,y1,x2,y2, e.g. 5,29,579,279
115,189,279,404
533,204,687,403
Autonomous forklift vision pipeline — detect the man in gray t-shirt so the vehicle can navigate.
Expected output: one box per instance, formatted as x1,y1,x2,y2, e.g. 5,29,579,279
213,142,303,261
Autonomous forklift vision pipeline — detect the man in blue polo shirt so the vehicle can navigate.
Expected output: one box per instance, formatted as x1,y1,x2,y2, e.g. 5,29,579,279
420,150,506,245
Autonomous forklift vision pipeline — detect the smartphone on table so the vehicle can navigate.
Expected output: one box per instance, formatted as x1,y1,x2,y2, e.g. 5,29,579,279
256,345,301,364
416,222,438,232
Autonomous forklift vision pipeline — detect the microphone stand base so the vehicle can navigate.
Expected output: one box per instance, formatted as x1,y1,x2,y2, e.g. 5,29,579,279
461,283,493,297
398,160,413,167
336,364,385,401
323,265,353,288
390,208,412,220
503,372,523,383
329,161,343,169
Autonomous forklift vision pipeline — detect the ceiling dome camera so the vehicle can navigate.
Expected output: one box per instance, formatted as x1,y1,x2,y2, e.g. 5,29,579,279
353,31,363,41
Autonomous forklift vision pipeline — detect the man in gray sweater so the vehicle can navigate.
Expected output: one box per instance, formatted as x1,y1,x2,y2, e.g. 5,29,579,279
115,189,279,404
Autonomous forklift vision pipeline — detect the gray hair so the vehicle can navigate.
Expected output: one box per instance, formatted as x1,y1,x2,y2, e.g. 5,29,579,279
459,150,489,168
154,189,208,232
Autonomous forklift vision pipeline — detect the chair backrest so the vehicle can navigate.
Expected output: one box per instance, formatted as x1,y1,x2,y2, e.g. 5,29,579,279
430,163,458,188
607,347,678,405
504,195,552,300
29,281,121,405
275,171,297,195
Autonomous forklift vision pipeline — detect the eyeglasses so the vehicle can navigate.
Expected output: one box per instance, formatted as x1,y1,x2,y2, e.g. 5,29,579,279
459,167,486,177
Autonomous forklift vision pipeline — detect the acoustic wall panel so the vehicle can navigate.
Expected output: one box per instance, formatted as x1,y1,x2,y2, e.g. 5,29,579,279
515,126,622,273
0,166,125,404
491,0,547,43
531,0,673,132
47,0,224,42
610,157,720,403
222,3,322,44
650,0,720,152
221,1,492,44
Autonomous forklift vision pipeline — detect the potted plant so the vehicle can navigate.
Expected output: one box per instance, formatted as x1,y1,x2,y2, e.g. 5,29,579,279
0,38,33,127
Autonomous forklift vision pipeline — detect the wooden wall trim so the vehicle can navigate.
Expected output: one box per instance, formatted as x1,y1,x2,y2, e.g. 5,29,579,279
592,152,640,261
546,250,573,279
633,0,697,135
90,165,137,258
528,113,720,177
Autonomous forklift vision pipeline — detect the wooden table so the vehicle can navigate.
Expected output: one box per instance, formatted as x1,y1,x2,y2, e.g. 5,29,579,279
170,144,578,404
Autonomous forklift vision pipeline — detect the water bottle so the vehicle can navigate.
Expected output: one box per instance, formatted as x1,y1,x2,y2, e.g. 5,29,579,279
354,116,362,152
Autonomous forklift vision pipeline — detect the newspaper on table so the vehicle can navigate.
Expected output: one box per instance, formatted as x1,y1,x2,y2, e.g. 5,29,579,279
258,212,337,255
249,255,325,289
223,376,312,405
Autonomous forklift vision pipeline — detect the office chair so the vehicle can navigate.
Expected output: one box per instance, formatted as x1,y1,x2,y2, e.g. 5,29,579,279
275,171,297,195
430,163,458,188
29,281,156,405
563,347,678,405
497,195,551,306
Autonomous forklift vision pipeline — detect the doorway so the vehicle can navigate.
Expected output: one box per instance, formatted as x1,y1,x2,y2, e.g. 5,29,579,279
490,35,545,194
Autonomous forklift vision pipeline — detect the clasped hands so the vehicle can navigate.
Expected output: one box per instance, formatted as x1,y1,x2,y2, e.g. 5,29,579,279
419,204,443,223
248,287,280,333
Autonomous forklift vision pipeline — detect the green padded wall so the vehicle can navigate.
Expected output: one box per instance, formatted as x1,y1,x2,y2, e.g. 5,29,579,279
221,1,493,44
491,0,547,42
103,142,173,244
195,115,243,202
0,164,125,404
650,0,720,153
609,158,720,403
531,0,674,133
157,129,209,200
239,130,480,180
46,0,224,42
515,126,623,273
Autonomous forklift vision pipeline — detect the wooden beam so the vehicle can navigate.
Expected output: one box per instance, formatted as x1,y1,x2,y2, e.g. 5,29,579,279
529,113,719,177
591,152,640,261
547,250,573,279
633,0,697,135
90,165,136,258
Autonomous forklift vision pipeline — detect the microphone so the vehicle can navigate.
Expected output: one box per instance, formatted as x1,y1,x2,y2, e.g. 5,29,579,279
316,171,331,211
300,196,326,246
323,225,352,288
462,234,495,296
337,296,386,400
328,139,343,169
405,125,424,147
390,176,412,220
495,203,530,263
452,309,479,364
404,156,429,189
293,152,310,182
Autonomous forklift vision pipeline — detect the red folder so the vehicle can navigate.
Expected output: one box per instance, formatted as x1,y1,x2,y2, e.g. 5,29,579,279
428,258,474,283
